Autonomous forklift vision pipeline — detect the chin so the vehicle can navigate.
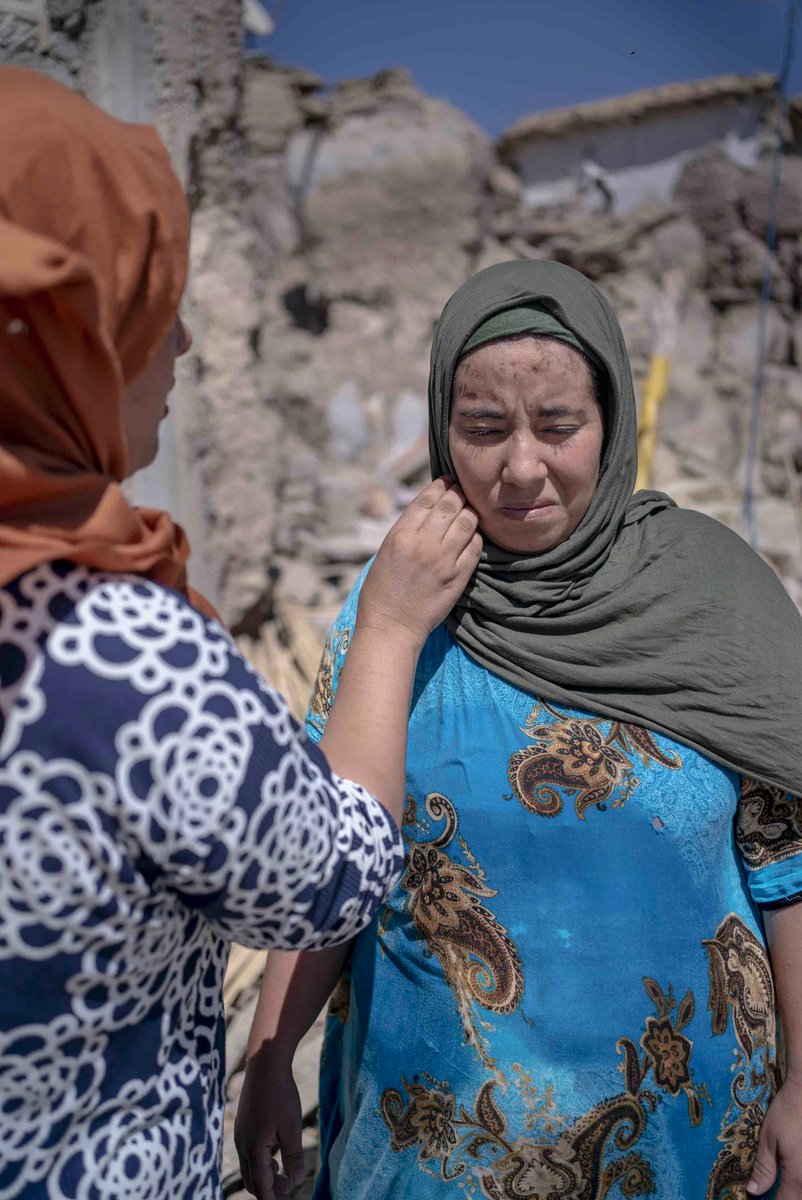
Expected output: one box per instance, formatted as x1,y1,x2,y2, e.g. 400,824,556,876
482,519,570,555
125,440,160,479
494,534,564,554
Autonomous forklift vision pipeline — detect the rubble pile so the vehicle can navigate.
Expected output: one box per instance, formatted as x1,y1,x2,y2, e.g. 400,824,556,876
232,61,802,632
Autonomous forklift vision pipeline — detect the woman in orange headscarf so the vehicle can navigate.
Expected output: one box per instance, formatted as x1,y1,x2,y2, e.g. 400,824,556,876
0,68,481,1199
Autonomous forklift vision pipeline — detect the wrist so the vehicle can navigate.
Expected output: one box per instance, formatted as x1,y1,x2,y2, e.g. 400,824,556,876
354,605,427,655
246,1035,297,1070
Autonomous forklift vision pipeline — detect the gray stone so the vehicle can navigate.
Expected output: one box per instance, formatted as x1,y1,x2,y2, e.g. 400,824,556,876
673,148,745,240
597,270,666,373
647,217,706,287
715,304,792,376
658,383,743,482
243,61,308,156
488,162,523,206
791,314,802,367
729,229,793,303
275,559,323,607
390,390,428,457
741,157,802,239
328,382,372,462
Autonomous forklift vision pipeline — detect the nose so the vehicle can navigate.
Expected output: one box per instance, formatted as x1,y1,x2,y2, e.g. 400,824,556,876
500,432,548,488
175,317,193,357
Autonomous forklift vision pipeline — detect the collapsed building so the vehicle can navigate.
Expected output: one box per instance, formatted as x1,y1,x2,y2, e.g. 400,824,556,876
237,62,802,631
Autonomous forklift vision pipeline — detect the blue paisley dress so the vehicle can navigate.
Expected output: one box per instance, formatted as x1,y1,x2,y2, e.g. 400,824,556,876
307,568,799,1200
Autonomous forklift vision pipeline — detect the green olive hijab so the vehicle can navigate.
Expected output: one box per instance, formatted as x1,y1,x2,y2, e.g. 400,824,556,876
429,259,802,796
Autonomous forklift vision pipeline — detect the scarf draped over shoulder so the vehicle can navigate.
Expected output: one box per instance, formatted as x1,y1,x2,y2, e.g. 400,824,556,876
429,259,802,796
0,67,213,616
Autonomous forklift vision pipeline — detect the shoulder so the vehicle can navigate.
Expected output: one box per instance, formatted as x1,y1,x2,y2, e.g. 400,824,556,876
645,505,790,580
42,563,233,693
1,560,243,761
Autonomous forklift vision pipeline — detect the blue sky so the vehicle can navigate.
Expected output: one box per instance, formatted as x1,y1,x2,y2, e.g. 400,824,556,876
249,0,800,137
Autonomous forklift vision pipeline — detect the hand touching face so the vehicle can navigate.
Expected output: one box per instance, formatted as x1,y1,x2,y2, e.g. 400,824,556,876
448,336,604,554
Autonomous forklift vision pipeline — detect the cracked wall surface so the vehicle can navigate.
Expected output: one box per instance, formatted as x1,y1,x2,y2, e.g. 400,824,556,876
241,64,802,615
1,0,280,619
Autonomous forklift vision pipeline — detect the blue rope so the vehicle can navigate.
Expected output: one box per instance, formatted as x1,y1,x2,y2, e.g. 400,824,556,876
742,0,800,547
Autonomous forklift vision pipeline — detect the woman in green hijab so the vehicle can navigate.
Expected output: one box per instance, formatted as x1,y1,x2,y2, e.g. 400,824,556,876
238,261,802,1199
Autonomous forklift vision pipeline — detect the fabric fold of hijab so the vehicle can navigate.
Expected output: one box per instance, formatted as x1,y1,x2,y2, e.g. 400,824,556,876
0,68,214,618
429,259,802,796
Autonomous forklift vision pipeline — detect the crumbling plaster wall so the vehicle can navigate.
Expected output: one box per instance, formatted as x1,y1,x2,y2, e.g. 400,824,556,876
1,0,280,618
241,62,802,614
510,97,769,213
237,63,498,617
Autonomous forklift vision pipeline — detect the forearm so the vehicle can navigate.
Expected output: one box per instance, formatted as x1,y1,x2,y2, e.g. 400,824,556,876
765,901,802,1081
246,944,351,1064
320,614,420,826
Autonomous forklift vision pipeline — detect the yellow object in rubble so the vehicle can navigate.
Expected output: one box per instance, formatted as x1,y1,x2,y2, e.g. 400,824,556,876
635,354,671,492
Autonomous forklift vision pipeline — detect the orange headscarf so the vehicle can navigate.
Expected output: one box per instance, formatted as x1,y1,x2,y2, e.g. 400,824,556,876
0,68,216,618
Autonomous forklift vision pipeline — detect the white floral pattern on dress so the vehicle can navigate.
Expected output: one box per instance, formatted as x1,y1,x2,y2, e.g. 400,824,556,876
0,561,402,1199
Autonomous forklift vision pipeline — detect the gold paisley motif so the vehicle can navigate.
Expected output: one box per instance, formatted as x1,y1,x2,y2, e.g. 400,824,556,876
381,976,706,1198
400,792,525,1070
307,626,351,735
736,776,802,871
704,914,780,1199
508,701,681,820
327,974,350,1025
704,914,776,1060
382,1071,654,1198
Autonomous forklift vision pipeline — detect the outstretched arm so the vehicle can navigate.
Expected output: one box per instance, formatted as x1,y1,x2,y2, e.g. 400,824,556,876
748,900,802,1199
235,945,347,1198
235,476,482,1199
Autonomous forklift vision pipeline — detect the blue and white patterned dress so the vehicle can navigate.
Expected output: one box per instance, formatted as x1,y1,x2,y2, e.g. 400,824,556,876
0,560,402,1200
307,569,798,1200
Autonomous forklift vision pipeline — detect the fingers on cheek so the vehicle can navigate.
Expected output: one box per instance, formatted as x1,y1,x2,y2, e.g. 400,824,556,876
436,499,465,523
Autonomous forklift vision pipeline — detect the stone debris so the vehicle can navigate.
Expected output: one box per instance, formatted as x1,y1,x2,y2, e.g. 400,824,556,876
233,59,802,627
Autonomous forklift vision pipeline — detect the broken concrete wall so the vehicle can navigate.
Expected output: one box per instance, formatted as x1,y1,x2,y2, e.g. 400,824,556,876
240,61,801,617
1,0,280,618
236,62,496,618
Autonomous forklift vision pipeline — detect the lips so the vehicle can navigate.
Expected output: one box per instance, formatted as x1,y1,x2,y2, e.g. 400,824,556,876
499,502,557,520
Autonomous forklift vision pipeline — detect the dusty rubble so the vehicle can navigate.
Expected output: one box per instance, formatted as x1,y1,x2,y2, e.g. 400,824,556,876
234,63,802,632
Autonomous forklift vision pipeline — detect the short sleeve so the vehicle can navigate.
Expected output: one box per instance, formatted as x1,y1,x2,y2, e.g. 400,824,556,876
736,776,802,905
306,562,371,744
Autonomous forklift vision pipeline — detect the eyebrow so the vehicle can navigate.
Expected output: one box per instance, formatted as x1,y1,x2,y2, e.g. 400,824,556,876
538,405,583,418
455,405,506,420
454,403,585,420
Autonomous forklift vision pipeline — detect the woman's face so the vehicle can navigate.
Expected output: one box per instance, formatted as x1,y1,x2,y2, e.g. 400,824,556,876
121,316,192,476
448,336,604,554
